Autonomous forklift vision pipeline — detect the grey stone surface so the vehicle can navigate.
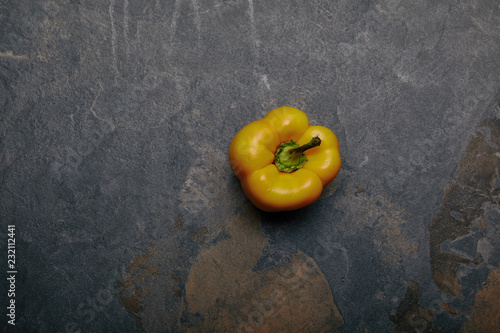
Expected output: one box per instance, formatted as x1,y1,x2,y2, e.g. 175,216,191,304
1,0,499,332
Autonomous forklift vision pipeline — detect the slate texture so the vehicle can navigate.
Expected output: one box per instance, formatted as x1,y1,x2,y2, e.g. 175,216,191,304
1,0,499,332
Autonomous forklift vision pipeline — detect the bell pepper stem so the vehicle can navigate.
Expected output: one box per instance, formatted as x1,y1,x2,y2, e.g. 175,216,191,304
274,136,321,173
290,136,321,155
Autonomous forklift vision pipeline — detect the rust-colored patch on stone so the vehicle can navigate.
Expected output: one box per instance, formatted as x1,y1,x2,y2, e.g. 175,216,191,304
182,212,343,332
118,246,161,331
463,269,500,333
170,274,182,298
171,213,184,232
188,227,209,243
429,117,500,296
390,281,441,333
441,302,460,317
118,207,343,332
198,227,208,244
339,183,418,264
432,265,462,297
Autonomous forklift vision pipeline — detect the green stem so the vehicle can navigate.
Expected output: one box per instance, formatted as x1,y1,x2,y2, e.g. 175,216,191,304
274,136,321,173
290,136,321,156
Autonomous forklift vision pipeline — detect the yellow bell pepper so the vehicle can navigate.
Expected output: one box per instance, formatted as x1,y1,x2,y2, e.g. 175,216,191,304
228,106,341,212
